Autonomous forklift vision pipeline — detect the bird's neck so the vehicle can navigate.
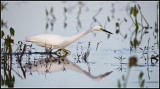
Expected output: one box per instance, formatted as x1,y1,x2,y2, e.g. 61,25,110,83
68,29,92,44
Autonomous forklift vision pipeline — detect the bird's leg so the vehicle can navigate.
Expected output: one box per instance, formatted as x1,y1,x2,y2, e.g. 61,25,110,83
45,48,53,57
45,48,51,53
49,48,52,54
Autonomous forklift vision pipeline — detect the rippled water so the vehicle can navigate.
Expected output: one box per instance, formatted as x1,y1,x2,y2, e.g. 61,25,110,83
1,1,159,88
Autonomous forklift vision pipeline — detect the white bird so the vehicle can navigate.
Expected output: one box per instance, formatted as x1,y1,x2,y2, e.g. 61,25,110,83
25,26,113,50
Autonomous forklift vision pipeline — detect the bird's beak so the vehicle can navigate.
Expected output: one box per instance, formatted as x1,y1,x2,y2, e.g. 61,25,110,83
101,28,113,34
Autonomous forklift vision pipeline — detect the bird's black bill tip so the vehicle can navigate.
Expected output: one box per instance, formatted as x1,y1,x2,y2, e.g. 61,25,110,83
103,30,113,34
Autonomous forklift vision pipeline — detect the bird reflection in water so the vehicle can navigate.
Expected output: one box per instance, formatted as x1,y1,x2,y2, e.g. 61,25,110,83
24,51,113,81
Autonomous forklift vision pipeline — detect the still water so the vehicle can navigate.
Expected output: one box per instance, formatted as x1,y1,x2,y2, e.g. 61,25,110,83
1,1,159,88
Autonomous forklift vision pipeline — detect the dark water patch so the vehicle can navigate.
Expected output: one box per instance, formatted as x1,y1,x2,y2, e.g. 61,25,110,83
111,63,128,66
136,64,159,67
131,81,159,83
1,52,57,56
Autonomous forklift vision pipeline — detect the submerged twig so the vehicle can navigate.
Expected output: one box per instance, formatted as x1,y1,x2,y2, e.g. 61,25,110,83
96,41,102,51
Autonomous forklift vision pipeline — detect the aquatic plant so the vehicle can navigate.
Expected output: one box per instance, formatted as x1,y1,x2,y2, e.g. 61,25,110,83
129,4,152,49
45,7,56,31
118,56,138,88
1,27,15,88
115,18,128,39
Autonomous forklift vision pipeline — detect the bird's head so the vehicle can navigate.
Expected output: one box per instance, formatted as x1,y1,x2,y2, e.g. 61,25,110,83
92,26,113,34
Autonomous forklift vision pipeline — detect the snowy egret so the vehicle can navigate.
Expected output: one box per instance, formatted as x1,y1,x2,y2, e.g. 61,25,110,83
25,26,113,53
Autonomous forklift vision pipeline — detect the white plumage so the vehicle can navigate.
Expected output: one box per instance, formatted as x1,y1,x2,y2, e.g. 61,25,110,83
26,34,70,49
25,26,113,49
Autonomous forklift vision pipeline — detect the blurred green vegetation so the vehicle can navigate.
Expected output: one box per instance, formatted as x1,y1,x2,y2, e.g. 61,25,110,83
45,7,56,31
1,2,16,88
118,56,140,88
